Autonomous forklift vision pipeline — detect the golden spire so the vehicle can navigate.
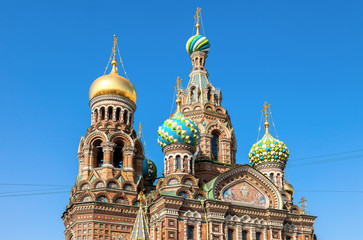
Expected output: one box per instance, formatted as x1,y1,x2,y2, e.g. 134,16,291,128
138,122,142,138
137,190,146,209
299,196,307,214
261,101,271,134
194,8,202,35
175,77,182,112
110,34,118,74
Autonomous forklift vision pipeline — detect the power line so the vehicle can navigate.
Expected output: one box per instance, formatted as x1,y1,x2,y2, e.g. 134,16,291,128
288,154,363,168
0,187,70,195
290,149,363,162
296,190,363,193
0,191,70,198
0,183,73,187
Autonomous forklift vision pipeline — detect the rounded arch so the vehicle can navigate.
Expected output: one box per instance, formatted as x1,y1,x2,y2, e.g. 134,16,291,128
77,180,91,191
109,131,133,146
84,131,108,145
77,190,95,202
112,192,130,205
176,188,192,199
204,103,215,111
106,178,121,189
181,175,198,186
122,181,136,192
94,192,111,203
193,190,207,200
205,120,231,138
191,102,203,111
91,179,106,189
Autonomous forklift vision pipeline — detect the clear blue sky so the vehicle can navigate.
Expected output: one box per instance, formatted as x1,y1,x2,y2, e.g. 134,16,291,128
1,0,362,239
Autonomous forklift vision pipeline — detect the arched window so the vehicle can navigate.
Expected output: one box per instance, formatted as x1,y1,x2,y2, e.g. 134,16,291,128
188,226,194,240
270,173,274,183
113,140,124,168
115,108,121,121
211,133,220,161
276,173,281,187
94,109,98,123
228,229,234,240
93,139,103,167
286,237,291,240
100,107,105,120
97,197,107,202
123,110,128,124
242,231,248,240
176,155,180,170
108,106,113,120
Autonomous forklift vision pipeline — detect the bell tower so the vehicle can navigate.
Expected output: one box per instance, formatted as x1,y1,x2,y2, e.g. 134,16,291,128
178,9,237,182
62,35,155,240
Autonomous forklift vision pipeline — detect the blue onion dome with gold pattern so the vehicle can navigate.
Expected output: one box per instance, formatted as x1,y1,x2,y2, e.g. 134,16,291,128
158,111,200,148
249,103,289,167
142,158,157,182
186,34,210,55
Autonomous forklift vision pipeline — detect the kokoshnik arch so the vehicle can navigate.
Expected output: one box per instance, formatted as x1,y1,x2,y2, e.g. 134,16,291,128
62,8,317,240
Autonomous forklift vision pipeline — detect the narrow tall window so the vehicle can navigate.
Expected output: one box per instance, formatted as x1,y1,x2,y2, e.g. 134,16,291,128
113,141,124,168
270,173,274,183
256,232,261,240
242,231,248,240
176,155,180,170
108,106,113,120
115,108,121,121
191,87,196,101
286,237,291,240
123,110,128,124
211,133,219,161
228,229,234,240
188,226,194,240
100,107,105,120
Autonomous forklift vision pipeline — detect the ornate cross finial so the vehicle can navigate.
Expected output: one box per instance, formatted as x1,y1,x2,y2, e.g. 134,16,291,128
175,77,182,112
138,122,142,138
112,34,118,61
299,196,307,214
261,101,271,133
175,76,182,91
194,7,202,35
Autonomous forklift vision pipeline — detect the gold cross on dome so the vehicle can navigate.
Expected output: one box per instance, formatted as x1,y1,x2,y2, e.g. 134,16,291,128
175,76,182,92
299,196,307,214
261,101,271,122
138,122,142,138
194,8,202,34
112,34,118,60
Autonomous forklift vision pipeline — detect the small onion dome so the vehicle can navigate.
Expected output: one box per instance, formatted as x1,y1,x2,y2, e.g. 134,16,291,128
186,34,210,55
249,132,289,167
89,59,137,103
142,158,157,182
157,111,200,147
284,180,294,196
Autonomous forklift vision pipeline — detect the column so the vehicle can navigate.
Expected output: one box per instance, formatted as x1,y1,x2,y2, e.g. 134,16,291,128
184,220,188,240
101,142,115,168
82,145,93,171
263,228,267,240
121,109,125,124
237,224,242,240
250,227,256,240
197,222,201,240
122,146,136,172
112,107,117,121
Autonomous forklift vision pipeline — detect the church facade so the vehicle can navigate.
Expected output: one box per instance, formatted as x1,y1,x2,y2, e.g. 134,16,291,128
62,10,317,240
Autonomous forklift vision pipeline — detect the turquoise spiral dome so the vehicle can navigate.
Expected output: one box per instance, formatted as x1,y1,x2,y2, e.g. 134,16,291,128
142,158,157,182
249,132,289,167
157,111,200,147
186,34,210,55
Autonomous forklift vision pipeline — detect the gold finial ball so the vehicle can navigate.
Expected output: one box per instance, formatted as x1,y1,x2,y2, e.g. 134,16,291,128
89,70,137,103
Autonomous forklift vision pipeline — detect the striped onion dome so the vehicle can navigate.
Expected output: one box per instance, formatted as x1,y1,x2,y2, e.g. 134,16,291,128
186,34,210,55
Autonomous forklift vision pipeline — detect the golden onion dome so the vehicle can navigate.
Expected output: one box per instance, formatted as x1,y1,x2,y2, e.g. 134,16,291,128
89,59,137,103
284,180,294,196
